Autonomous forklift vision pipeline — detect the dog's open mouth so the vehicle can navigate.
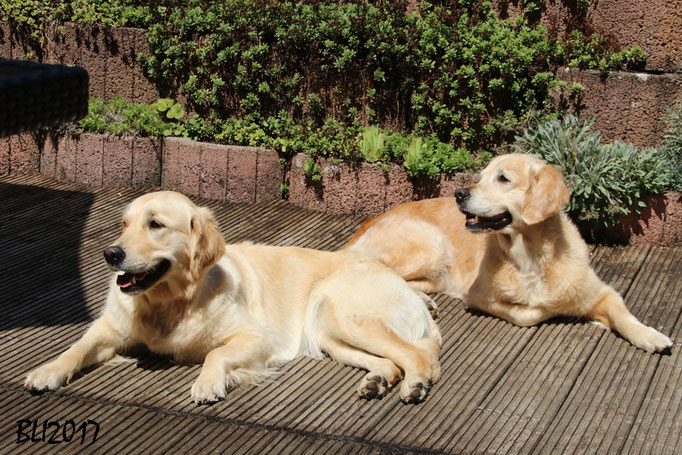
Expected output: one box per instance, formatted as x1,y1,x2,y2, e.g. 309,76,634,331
116,260,171,294
463,210,512,232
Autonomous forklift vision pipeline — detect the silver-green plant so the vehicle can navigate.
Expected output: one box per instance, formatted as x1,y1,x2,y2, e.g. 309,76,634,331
660,101,682,192
360,126,386,163
514,115,670,232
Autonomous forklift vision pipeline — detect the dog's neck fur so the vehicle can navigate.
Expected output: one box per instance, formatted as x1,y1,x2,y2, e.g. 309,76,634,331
492,214,564,287
130,262,224,337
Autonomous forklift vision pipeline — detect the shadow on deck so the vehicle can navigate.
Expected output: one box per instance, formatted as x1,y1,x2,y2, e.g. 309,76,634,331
1,174,680,454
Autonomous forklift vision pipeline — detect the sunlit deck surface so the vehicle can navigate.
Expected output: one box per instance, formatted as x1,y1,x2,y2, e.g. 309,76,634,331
1,174,680,454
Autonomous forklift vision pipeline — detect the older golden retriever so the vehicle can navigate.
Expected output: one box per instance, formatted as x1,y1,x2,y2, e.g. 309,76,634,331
346,154,672,353
25,191,441,403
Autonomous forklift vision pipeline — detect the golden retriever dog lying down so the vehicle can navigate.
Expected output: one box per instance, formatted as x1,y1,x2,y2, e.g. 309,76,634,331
346,154,672,353
25,191,441,404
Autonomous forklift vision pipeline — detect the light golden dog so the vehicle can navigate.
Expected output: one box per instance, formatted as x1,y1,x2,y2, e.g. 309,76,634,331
346,154,672,353
25,191,441,403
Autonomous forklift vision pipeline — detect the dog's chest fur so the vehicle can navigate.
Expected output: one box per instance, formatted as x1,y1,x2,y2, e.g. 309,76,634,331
468,232,588,311
128,299,224,361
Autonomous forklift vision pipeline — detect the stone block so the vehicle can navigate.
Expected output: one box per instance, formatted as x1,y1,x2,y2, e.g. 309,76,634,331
560,68,682,147
132,137,161,188
162,137,200,196
75,134,104,186
0,137,10,175
104,28,136,101
288,153,326,212
384,163,413,210
256,149,283,202
199,142,229,201
103,136,133,187
55,135,77,183
227,146,257,203
9,133,40,175
78,26,107,99
356,163,386,217
40,134,59,178
322,159,358,215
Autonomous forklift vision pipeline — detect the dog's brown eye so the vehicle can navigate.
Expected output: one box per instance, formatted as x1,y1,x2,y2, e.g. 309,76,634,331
149,220,164,229
498,174,509,183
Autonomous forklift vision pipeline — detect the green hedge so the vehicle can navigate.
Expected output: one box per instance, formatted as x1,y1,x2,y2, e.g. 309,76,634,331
3,1,649,174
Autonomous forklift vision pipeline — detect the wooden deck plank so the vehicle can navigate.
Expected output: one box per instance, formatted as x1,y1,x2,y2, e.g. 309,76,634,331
527,246,681,455
0,174,680,454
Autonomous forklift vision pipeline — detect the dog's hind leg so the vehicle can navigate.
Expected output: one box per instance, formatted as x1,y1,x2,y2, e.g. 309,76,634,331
321,336,402,400
326,318,439,403
587,286,673,353
414,290,439,318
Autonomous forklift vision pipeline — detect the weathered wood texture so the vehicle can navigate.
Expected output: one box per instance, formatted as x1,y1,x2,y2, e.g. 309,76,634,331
0,174,679,454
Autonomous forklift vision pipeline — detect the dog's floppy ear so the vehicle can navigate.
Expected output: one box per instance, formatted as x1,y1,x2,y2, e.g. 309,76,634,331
521,163,570,225
190,206,226,279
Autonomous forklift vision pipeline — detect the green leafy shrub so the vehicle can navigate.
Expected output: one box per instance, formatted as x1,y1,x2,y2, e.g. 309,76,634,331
514,115,670,231
72,97,180,137
3,0,651,177
660,101,682,192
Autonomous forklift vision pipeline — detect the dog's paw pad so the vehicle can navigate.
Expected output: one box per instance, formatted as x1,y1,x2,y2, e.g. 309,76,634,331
400,381,428,404
358,375,388,400
191,379,226,405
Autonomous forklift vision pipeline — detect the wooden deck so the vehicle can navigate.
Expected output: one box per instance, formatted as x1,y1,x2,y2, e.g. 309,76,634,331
1,174,680,454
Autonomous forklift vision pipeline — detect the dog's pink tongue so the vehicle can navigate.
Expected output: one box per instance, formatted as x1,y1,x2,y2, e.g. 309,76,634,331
117,274,133,288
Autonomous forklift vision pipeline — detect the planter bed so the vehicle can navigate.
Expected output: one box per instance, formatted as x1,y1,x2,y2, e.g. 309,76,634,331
2,132,680,246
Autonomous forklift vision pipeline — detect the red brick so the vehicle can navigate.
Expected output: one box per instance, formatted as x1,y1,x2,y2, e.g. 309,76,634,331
75,134,104,186
356,163,386,217
288,153,326,212
103,136,133,187
56,136,77,182
199,142,229,201
9,133,40,175
256,149,283,202
384,164,413,210
132,137,161,188
227,146,258,203
162,137,200,196
322,159,358,215
0,137,9,175
104,28,136,101
40,134,59,178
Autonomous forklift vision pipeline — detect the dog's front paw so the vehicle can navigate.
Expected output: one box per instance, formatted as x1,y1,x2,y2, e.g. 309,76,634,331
25,362,71,391
631,326,673,353
400,380,429,404
191,376,227,405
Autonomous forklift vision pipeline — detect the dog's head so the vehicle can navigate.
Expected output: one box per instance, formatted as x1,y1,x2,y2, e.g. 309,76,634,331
455,154,570,233
103,191,225,297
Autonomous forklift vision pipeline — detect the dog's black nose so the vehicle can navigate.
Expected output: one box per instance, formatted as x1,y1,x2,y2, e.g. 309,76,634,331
455,188,470,202
103,246,125,265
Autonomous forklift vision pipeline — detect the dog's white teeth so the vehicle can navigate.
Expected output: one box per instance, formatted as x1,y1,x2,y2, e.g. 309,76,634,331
131,277,137,285
115,271,126,276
